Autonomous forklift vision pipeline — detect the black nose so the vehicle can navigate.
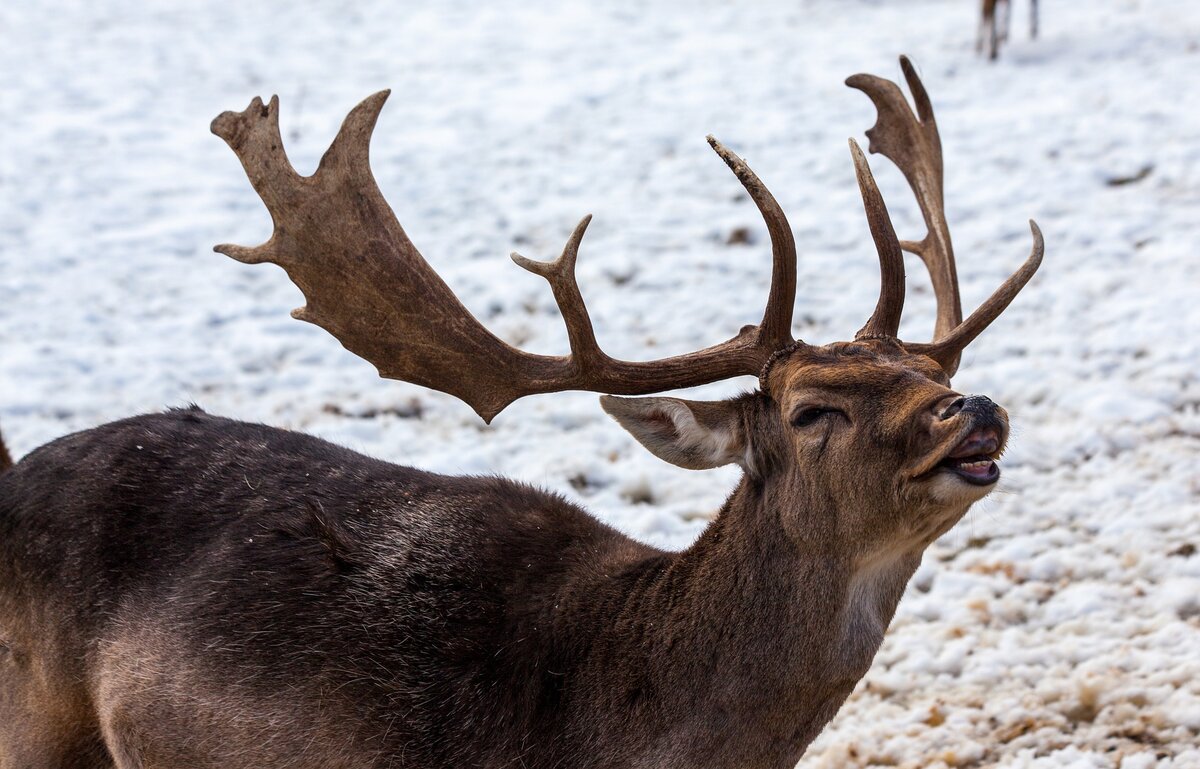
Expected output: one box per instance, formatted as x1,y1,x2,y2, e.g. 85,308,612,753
939,397,966,420
962,395,997,415
940,395,998,421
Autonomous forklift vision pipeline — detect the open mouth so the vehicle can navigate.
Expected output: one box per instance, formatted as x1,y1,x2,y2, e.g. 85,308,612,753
936,426,1002,486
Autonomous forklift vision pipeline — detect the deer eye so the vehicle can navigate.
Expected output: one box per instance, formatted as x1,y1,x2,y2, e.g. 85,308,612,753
791,407,841,428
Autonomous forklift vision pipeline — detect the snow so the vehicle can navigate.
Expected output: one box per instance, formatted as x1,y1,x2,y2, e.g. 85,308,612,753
2,0,1199,766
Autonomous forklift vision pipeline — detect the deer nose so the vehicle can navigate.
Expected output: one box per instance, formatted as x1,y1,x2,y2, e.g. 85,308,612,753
939,396,966,420
962,395,997,415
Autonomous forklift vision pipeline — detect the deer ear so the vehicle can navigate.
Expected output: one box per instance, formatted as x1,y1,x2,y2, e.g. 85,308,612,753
600,396,747,470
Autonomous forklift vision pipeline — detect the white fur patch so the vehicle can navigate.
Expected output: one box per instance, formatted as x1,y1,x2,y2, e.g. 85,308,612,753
928,471,996,506
602,396,746,471
657,401,741,468
840,550,921,670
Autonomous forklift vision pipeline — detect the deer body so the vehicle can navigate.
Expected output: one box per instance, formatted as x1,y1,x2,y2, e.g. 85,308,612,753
0,58,1042,768
2,407,921,768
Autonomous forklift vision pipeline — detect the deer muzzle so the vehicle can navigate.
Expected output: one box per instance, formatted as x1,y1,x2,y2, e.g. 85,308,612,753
936,396,1008,486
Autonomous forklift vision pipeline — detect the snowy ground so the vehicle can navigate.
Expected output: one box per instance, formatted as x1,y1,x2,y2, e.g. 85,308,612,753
2,0,1199,766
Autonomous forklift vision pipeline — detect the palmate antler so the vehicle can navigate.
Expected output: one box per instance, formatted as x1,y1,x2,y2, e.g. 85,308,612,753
212,58,1041,421
848,55,1043,375
211,94,798,422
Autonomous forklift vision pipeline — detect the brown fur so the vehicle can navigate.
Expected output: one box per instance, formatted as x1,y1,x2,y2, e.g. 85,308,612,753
0,428,11,474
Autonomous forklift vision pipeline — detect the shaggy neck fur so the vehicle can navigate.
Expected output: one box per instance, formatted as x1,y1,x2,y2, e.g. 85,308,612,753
578,472,923,766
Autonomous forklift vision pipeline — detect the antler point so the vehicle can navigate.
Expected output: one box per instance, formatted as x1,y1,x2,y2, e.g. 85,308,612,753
215,243,267,264
1027,220,1045,265
364,89,391,106
510,251,550,276
570,215,593,242
847,138,871,169
706,135,736,164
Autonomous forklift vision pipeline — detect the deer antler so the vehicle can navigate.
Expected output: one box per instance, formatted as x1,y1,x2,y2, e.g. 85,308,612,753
849,139,907,339
214,64,1041,418
847,55,1042,375
211,92,797,422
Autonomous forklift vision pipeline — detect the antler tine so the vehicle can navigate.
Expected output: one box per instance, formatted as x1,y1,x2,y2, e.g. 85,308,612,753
510,215,607,369
847,56,963,370
317,89,391,174
906,221,1043,368
211,95,298,198
848,139,906,339
706,136,797,348
212,95,298,266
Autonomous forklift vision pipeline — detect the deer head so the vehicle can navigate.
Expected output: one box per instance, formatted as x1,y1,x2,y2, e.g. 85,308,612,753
603,340,1010,565
212,56,1041,557
597,59,1040,565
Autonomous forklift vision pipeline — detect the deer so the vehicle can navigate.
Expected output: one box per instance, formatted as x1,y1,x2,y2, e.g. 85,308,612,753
979,0,1040,60
0,57,1042,769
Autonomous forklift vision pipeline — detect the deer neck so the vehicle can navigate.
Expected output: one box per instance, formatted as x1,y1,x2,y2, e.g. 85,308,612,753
683,473,918,664
613,474,921,754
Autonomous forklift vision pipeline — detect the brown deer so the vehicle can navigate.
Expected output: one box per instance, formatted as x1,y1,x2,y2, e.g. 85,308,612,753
979,0,1040,59
0,57,1042,769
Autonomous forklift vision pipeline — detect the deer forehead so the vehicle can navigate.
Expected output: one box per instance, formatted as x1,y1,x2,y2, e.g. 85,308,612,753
768,349,952,407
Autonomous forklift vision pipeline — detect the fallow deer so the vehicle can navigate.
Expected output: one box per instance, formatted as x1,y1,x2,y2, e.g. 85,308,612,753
979,0,1040,60
0,57,1042,769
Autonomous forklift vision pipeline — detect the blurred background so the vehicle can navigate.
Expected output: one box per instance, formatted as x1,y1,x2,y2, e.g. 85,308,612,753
1,1,1198,766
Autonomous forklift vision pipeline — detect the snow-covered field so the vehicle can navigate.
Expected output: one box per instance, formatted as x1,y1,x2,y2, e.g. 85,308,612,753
2,0,1198,766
